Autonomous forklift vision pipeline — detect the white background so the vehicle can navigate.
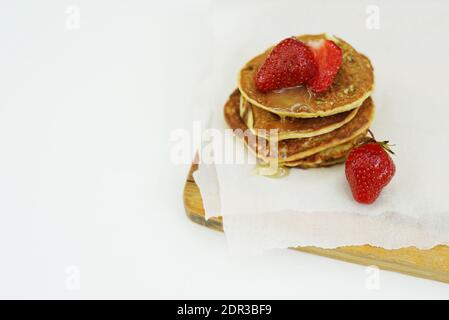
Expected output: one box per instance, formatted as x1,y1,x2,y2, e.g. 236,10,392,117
1,0,449,299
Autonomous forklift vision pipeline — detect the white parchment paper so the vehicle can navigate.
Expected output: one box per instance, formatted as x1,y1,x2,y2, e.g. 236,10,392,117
194,0,449,253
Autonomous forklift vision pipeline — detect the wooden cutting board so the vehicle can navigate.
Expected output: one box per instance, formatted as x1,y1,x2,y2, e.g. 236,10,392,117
184,164,449,284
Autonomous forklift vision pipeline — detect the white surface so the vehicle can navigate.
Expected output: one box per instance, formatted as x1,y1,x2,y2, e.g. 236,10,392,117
0,0,449,299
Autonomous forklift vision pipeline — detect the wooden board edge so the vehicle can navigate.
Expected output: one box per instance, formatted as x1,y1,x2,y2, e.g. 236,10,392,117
184,164,449,284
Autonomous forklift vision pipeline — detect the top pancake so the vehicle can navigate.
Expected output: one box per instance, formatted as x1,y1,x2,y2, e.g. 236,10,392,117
238,34,374,118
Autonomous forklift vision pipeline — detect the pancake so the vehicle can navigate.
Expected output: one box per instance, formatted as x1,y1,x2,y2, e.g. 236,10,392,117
224,90,375,163
238,34,374,118
283,133,368,168
240,95,359,140
288,157,346,169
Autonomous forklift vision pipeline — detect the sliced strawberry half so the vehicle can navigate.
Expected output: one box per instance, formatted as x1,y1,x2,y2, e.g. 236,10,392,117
255,38,317,93
306,39,343,93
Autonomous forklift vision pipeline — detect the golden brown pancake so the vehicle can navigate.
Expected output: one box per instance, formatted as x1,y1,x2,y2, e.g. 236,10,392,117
238,34,374,118
288,157,346,169
224,90,375,163
283,133,368,168
240,95,359,140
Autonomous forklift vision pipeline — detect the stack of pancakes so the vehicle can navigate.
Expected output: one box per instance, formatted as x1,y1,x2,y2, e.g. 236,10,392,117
224,34,375,168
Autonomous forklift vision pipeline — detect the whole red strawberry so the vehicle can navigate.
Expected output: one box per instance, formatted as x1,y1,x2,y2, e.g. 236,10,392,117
306,39,343,93
345,141,396,204
255,38,317,92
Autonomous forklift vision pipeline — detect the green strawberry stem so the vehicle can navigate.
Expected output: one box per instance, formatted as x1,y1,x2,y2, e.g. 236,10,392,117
367,129,395,155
